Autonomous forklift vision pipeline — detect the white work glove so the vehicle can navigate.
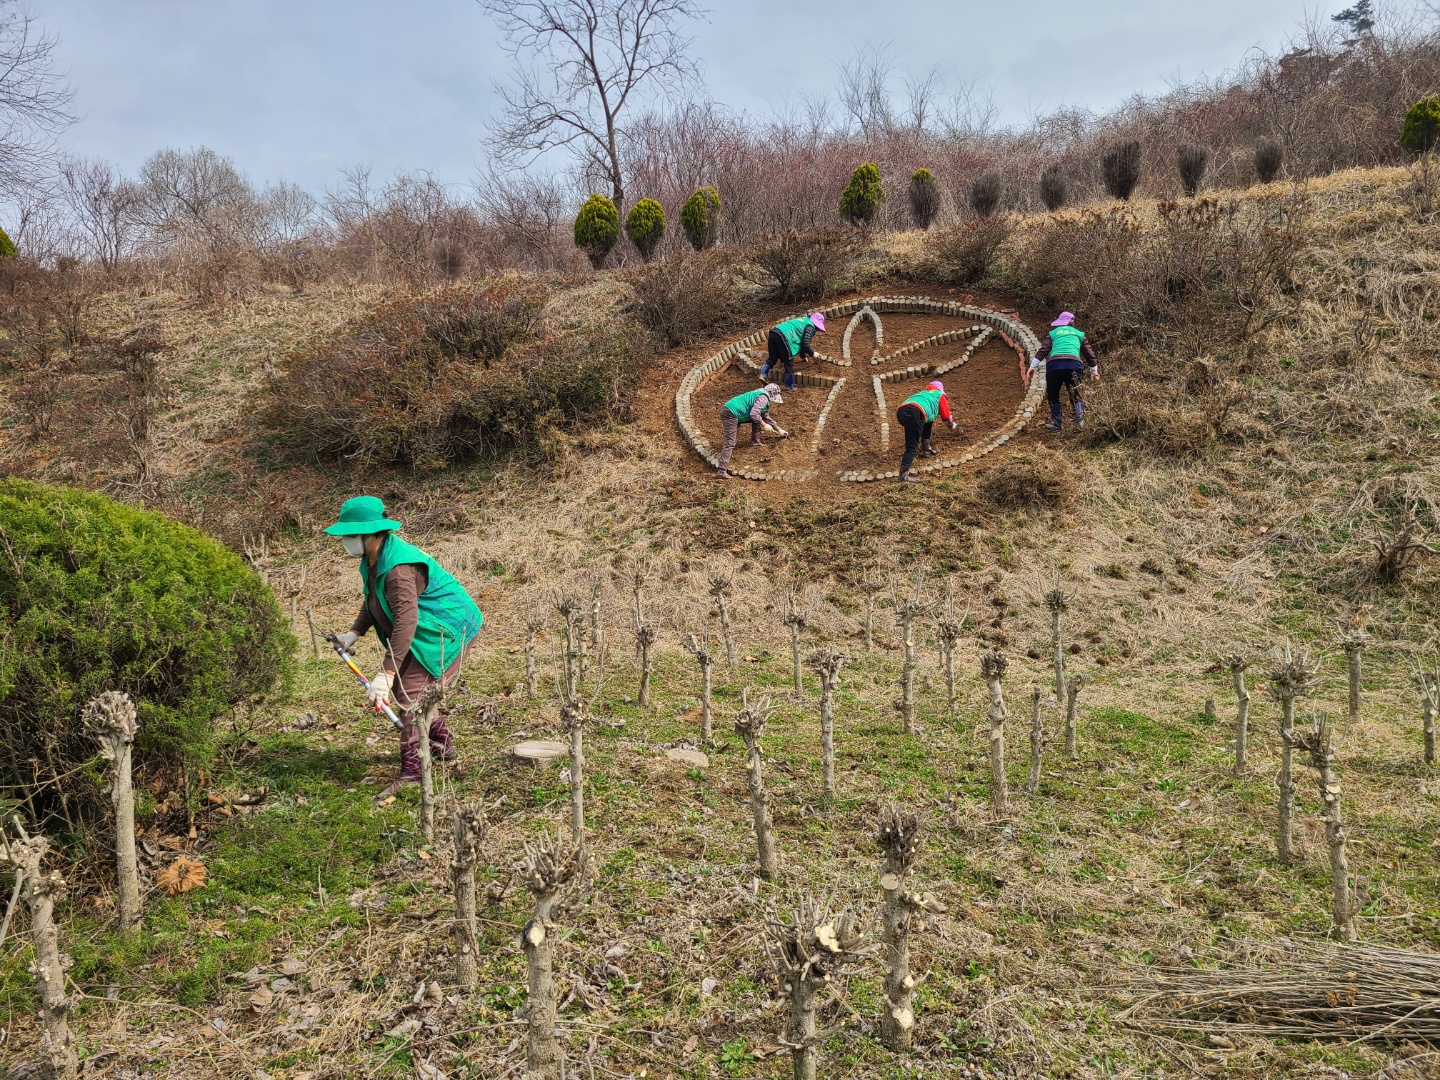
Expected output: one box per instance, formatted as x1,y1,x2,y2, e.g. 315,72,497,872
947,419,958,430
1028,357,1041,371
777,428,790,439
367,669,394,708
1091,365,1101,380
335,631,359,651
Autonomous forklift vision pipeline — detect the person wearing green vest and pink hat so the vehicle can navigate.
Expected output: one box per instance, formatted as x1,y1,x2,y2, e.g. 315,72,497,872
895,380,959,483
760,312,825,391
1025,311,1099,430
325,496,484,795
716,383,787,479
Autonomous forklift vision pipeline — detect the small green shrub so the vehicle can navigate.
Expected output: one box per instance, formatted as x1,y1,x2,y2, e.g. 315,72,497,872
908,169,939,229
625,198,666,262
0,227,16,259
839,163,885,227
680,186,721,250
574,194,621,268
0,480,295,832
1400,96,1440,155
261,283,647,470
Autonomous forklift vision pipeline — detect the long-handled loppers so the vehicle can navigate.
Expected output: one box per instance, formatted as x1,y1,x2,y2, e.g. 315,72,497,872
325,633,403,731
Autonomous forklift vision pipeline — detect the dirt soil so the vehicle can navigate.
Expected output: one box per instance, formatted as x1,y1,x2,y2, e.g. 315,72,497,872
671,289,1054,485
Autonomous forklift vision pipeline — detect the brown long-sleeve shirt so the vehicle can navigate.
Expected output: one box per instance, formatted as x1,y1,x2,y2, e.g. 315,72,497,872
350,561,429,674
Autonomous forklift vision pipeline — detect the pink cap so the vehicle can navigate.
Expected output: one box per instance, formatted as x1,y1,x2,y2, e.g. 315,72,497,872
810,312,826,332
1051,311,1076,327
927,380,944,393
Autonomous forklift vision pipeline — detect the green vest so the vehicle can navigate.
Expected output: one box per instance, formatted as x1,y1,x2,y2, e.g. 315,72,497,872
774,317,812,356
364,535,483,677
1049,325,1085,359
902,389,943,422
724,388,771,424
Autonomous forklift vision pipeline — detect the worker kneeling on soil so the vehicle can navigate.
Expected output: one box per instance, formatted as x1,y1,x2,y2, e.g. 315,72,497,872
760,312,825,391
1026,310,1099,431
896,380,958,483
717,383,787,479
326,496,483,795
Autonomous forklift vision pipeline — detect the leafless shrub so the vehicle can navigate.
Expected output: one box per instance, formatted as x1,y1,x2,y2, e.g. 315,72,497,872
1039,165,1068,211
1254,137,1284,183
1367,510,1437,587
927,217,1010,286
1177,143,1211,197
968,170,1003,218
1102,140,1143,200
747,226,858,303
629,249,745,346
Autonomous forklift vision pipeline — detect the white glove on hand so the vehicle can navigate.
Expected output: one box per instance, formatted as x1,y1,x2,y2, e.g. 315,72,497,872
1028,357,1041,370
335,631,359,651
367,669,394,708
777,428,790,438
1091,365,1100,380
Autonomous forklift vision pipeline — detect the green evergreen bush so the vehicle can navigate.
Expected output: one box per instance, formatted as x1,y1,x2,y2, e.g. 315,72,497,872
0,479,295,832
840,163,885,227
680,186,721,250
0,227,16,259
574,194,621,268
625,198,666,262
1400,97,1440,155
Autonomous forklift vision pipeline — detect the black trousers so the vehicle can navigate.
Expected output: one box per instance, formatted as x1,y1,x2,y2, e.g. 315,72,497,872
896,404,932,473
1046,367,1085,425
763,329,796,388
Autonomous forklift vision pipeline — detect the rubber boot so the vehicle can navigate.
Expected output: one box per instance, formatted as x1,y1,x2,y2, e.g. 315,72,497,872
1074,398,1085,429
898,471,916,483
429,717,457,763
920,438,938,458
1043,399,1063,431
379,747,421,797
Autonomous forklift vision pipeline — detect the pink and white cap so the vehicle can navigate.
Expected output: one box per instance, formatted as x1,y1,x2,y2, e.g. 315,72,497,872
927,380,945,394
809,312,826,332
1051,311,1076,327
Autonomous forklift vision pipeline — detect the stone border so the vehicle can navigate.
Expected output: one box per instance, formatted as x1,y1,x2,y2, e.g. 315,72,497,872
675,296,1043,483
809,377,847,453
843,305,883,363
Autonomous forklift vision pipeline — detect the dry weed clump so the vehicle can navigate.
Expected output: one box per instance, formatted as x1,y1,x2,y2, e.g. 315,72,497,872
974,448,1077,515
261,283,649,470
628,249,747,346
927,217,1011,285
746,226,859,303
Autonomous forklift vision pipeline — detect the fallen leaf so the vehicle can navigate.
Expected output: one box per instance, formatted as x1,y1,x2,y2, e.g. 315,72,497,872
157,856,207,896
681,1034,699,1060
279,956,307,976
379,795,396,808
247,985,273,1009
417,849,431,861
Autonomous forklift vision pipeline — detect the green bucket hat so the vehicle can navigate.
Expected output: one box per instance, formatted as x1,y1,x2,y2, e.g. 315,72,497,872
324,496,403,536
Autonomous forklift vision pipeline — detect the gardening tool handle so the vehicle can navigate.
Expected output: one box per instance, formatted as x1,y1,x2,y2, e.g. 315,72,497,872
324,633,404,731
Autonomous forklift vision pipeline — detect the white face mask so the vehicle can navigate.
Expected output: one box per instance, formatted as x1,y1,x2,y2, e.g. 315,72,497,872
340,535,366,558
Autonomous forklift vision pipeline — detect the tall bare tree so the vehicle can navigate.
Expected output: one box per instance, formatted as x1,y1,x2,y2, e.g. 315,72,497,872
0,4,73,194
480,0,704,207
58,157,141,270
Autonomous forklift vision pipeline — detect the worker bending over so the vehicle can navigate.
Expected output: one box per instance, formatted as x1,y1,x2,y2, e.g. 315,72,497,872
1026,311,1099,431
326,496,484,796
717,383,788,480
896,380,958,483
760,312,826,392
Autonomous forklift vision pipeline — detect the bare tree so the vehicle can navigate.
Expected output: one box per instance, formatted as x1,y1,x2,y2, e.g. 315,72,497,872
783,586,809,694
709,572,737,668
735,694,778,880
806,649,848,799
892,576,930,735
1063,672,1087,761
764,897,871,1080
837,44,896,139
525,595,546,699
1268,642,1317,866
1225,651,1255,777
1415,653,1439,766
1042,577,1076,700
416,684,441,843
1025,684,1046,795
82,691,140,932
875,805,942,1051
936,614,965,717
980,650,1009,817
0,4,74,194
518,834,585,1080
1336,621,1367,726
682,632,715,743
136,146,260,253
0,817,76,1077
451,804,488,990
481,0,704,206
631,564,657,707
58,157,140,270
1294,712,1357,941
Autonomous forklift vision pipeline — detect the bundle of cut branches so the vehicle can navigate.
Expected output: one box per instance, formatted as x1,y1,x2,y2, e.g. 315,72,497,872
1115,939,1440,1042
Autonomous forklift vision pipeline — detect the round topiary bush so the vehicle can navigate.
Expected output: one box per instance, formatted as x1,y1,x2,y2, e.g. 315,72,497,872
625,198,666,262
574,194,621,269
1039,165,1068,211
1400,96,1440,156
0,479,296,832
680,186,721,250
1254,138,1284,184
908,169,939,229
840,163,885,227
0,227,16,259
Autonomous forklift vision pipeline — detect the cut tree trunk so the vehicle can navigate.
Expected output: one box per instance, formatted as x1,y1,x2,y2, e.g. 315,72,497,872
1064,672,1086,760
981,652,1009,817
518,838,582,1080
1230,658,1251,778
1278,695,1296,865
894,602,920,734
636,624,655,708
1420,672,1437,766
807,650,847,800
451,805,486,990
564,704,586,848
525,622,539,699
685,634,715,743
736,698,778,879
875,805,928,1052
1026,685,1044,795
416,688,439,844
84,691,140,932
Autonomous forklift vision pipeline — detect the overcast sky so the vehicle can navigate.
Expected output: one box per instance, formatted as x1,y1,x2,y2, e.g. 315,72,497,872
40,0,1342,192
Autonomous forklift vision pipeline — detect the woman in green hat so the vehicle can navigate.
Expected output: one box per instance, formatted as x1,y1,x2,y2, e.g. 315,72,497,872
325,496,483,794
